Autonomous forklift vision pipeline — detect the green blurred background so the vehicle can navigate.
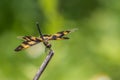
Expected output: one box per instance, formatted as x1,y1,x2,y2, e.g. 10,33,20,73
0,0,120,80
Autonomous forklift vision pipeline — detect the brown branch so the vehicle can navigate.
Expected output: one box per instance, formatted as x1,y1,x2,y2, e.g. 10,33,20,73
33,49,54,80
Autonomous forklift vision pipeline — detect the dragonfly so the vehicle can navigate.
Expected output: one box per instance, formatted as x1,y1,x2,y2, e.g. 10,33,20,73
14,27,77,52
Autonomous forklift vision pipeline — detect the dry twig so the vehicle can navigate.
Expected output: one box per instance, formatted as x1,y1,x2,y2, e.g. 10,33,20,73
33,49,54,80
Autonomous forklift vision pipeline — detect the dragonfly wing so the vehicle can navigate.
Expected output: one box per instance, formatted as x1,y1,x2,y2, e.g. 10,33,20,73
47,30,71,40
17,36,25,40
56,28,78,36
48,28,78,40
15,37,42,52
17,36,38,41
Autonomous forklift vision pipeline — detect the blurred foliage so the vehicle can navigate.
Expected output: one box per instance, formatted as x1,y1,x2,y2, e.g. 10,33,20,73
0,0,120,80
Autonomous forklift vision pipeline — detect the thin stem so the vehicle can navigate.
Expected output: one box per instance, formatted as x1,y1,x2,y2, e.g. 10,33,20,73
33,50,54,80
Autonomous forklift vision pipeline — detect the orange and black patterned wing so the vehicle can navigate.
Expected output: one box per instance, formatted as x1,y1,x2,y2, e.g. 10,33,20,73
41,32,69,41
47,28,78,40
15,36,42,51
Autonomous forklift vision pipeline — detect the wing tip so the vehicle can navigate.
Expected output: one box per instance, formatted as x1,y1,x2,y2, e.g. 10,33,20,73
14,48,20,52
70,28,79,32
14,46,23,52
